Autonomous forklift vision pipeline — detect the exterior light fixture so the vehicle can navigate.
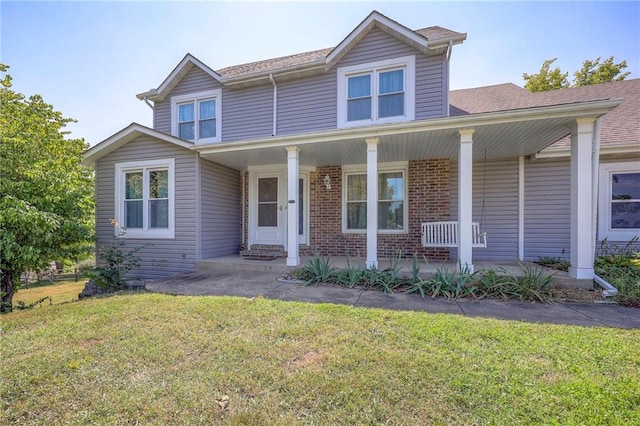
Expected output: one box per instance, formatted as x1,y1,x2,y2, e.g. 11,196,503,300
323,174,331,190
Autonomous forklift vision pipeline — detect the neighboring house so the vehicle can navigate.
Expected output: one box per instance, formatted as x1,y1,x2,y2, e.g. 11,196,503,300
83,11,637,282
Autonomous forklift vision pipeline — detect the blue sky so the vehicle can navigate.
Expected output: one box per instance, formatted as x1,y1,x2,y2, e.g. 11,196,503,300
2,1,639,146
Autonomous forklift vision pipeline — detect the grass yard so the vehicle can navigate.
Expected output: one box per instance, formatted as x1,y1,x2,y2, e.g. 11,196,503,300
12,279,88,308
2,292,639,425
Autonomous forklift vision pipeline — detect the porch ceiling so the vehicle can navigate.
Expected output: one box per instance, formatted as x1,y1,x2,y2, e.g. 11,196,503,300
196,99,619,170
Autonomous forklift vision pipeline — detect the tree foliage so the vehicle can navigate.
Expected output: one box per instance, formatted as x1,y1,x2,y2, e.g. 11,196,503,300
523,58,570,92
573,56,631,87
523,56,630,92
0,64,94,312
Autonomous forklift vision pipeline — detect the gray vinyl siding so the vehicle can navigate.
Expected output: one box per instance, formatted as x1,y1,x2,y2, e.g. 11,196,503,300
223,85,273,141
200,158,241,258
450,159,519,260
523,159,571,260
277,72,337,136
95,135,198,279
153,67,223,134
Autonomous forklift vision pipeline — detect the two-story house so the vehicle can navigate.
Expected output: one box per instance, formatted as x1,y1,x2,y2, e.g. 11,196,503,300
83,11,638,283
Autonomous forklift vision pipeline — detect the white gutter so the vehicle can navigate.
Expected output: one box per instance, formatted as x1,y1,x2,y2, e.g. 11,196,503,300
194,98,621,155
269,73,277,136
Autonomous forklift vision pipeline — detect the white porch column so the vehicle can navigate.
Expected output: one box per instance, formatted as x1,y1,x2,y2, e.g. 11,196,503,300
458,129,474,273
366,138,379,269
569,118,596,279
286,146,300,266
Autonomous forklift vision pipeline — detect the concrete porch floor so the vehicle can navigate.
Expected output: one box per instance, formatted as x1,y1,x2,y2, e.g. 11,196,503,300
196,255,580,286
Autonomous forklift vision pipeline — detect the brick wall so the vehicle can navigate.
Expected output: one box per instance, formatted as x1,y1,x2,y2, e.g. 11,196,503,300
300,159,450,260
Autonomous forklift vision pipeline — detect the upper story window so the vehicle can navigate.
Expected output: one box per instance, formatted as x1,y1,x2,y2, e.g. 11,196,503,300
598,162,640,242
338,56,415,128
171,89,221,143
115,159,175,239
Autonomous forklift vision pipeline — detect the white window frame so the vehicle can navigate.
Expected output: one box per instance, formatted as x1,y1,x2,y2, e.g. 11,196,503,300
342,162,409,234
337,56,415,128
115,159,175,239
598,161,640,242
171,89,221,143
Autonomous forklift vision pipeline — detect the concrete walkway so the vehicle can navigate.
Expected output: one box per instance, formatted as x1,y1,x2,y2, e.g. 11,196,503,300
146,269,640,330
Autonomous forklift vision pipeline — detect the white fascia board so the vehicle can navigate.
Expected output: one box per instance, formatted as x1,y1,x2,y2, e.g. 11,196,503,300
532,143,639,160
140,54,223,103
325,11,432,68
135,89,158,101
83,123,193,166
194,99,622,156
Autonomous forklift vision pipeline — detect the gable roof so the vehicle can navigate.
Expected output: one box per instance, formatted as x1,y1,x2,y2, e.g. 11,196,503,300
324,10,465,69
137,11,466,98
82,123,194,166
137,54,222,103
450,79,640,151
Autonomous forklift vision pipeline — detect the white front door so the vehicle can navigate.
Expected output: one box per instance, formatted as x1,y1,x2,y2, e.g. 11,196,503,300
251,172,287,245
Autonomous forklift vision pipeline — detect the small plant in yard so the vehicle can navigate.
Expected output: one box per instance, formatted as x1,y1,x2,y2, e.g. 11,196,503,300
514,262,555,303
536,256,570,272
335,253,365,288
294,256,335,286
89,219,147,292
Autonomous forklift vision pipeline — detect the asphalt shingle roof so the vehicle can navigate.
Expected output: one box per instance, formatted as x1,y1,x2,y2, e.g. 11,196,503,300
216,26,464,79
450,79,640,149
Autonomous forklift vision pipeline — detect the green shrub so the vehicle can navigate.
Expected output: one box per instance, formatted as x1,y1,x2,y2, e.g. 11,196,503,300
595,252,640,307
88,221,147,292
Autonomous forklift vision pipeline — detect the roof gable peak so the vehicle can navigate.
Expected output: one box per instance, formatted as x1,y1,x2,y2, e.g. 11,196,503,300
136,53,222,102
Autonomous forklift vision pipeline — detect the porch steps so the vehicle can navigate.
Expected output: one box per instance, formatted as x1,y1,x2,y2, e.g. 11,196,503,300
240,244,287,260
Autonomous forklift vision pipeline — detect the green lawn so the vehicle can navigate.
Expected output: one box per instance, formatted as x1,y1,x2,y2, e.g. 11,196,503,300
12,279,87,308
2,291,639,425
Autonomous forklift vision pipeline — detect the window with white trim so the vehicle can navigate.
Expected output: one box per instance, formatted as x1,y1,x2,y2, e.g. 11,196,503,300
171,90,221,143
598,162,640,241
343,164,408,233
337,56,415,128
115,159,175,239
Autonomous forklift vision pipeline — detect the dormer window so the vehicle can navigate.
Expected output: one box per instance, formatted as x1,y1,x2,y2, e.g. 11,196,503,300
171,89,221,143
338,56,415,128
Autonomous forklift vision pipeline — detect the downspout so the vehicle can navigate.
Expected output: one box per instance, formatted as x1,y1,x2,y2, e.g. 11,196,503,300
444,41,453,116
590,117,617,298
142,96,154,110
270,73,277,136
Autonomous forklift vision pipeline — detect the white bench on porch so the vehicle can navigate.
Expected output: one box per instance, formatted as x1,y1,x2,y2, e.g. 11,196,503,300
421,221,487,248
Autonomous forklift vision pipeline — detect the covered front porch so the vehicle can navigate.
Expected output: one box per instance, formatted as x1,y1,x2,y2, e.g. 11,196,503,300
197,99,619,280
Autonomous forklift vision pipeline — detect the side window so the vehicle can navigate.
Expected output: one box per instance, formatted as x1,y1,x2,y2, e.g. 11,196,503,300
115,159,175,239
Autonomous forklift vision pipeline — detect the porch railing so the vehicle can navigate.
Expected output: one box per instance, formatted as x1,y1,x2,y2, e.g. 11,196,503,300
421,221,487,248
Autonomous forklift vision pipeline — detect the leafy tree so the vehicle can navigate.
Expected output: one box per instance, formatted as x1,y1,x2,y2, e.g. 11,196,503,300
573,56,631,87
523,56,631,92
523,58,570,92
0,64,94,312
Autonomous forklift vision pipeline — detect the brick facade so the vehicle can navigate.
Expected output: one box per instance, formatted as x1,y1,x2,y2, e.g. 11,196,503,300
241,159,450,260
